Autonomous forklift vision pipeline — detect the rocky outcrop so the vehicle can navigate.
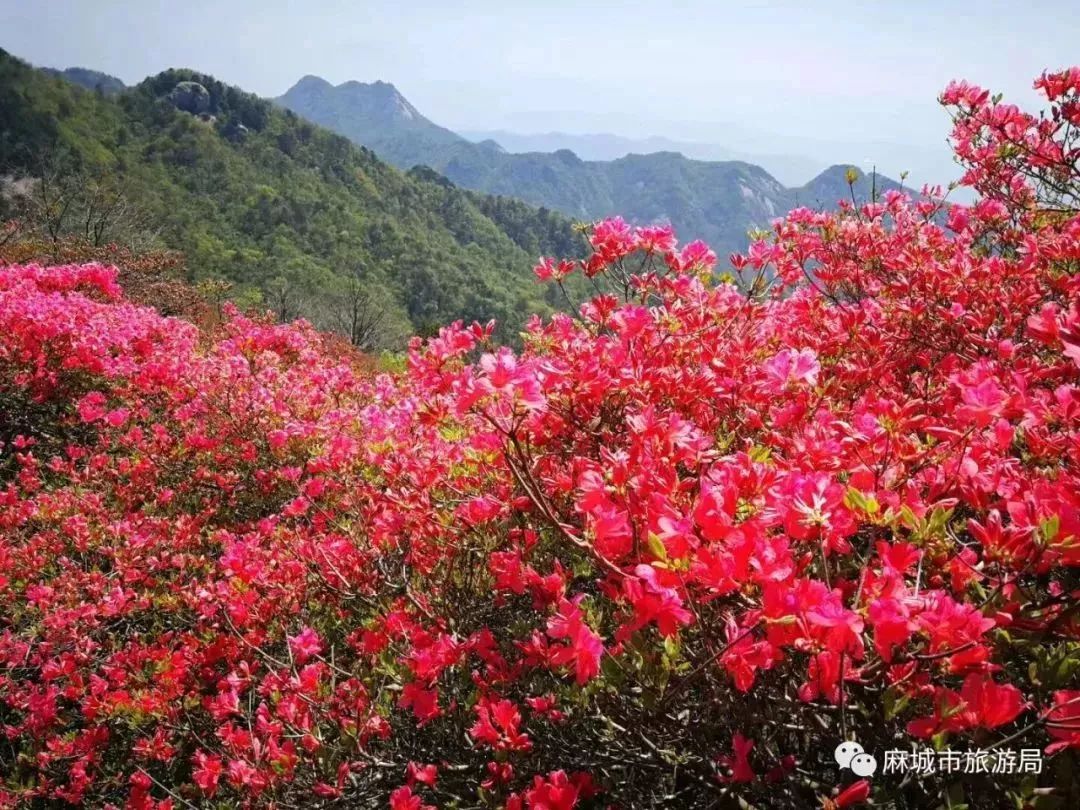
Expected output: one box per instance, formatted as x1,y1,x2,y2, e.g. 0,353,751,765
167,81,210,115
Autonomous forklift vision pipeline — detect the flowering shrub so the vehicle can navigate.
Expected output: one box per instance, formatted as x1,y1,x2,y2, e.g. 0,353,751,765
2,69,1080,809
0,233,215,323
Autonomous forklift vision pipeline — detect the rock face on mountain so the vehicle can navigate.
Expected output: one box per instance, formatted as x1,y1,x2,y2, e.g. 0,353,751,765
277,76,911,259
167,81,211,115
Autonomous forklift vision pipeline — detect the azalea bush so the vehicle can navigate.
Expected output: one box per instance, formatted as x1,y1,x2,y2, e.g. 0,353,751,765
2,69,1080,810
0,231,212,321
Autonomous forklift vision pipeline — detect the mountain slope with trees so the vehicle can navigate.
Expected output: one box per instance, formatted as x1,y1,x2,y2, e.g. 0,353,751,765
41,65,126,96
0,50,585,345
278,76,915,260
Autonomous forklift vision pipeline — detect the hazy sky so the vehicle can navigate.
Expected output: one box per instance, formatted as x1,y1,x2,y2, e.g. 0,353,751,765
2,0,1077,185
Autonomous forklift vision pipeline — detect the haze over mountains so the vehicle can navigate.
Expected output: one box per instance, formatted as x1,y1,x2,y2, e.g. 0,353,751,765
17,60,921,268
458,130,825,187
277,75,915,260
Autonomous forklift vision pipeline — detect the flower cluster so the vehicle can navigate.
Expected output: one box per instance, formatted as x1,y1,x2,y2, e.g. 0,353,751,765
1,70,1080,809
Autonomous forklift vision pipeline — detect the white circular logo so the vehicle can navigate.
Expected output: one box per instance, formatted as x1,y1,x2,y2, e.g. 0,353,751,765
851,752,878,777
833,741,864,769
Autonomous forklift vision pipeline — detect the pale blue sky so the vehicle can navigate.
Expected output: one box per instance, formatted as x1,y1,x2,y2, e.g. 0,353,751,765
1,0,1076,186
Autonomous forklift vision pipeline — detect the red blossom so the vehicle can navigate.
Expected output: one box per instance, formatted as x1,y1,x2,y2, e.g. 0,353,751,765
546,597,604,685
716,732,756,783
1045,690,1080,754
833,778,871,808
2,62,1080,807
907,673,1026,738
287,626,323,663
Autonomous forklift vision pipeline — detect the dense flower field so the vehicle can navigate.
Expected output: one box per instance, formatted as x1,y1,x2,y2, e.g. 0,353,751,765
2,70,1080,809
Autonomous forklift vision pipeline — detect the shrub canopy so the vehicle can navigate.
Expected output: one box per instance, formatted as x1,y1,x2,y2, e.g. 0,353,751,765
2,69,1080,809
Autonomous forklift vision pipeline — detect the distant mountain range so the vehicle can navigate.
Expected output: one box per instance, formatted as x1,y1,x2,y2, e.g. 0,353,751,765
23,59,920,306
458,130,825,187
277,76,913,259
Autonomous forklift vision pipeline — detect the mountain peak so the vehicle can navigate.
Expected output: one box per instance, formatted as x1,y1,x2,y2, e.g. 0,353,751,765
284,74,332,95
274,72,909,260
816,164,864,179
277,74,465,154
797,163,909,207
338,79,415,115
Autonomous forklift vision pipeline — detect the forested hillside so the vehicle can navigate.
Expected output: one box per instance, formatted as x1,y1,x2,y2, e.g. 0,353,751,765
41,65,126,96
0,51,585,344
278,76,913,260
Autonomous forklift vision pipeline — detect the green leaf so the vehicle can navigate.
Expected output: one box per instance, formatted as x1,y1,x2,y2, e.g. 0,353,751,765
899,505,920,532
1041,514,1060,543
883,685,910,721
647,532,668,561
749,444,772,463
844,486,880,516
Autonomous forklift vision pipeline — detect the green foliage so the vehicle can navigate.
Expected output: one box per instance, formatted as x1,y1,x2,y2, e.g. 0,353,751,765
41,66,126,96
0,50,586,345
278,77,910,262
